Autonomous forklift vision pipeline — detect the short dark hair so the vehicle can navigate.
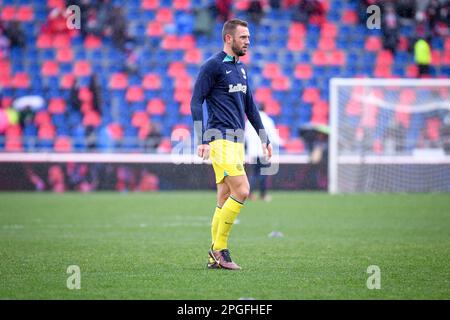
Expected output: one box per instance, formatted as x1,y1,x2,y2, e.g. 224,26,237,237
222,19,248,42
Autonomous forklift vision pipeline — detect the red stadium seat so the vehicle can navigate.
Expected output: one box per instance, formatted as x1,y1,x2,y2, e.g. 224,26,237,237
146,21,164,37
142,0,159,10
53,34,71,48
108,123,123,141
161,35,179,50
173,0,191,10
109,73,128,90
56,47,74,63
179,100,191,115
38,124,56,140
345,99,361,116
131,111,149,128
42,61,59,77
376,50,394,66
126,86,144,102
174,75,192,90
48,98,66,114
37,33,52,49
143,73,162,90
264,99,281,116
318,37,336,50
365,36,382,51
147,99,166,115
294,64,312,79
184,48,202,65
60,73,75,89
178,35,196,50
157,137,172,153
84,35,102,49
276,124,290,142
284,138,305,153
262,63,282,79
271,76,291,91
35,111,52,126
431,50,442,66
16,6,34,21
81,101,93,113
302,87,321,103
174,88,191,103
374,65,392,78
156,8,173,24
287,37,305,51
1,6,16,21
74,61,91,77
234,0,250,10
342,9,358,24
289,23,306,38
254,87,273,104
78,87,93,102
5,125,22,137
11,72,30,88
168,62,187,77
54,136,72,152
426,118,440,141
47,0,65,9
320,23,338,38
5,137,23,151
445,37,450,51
83,111,101,127
311,101,328,124
406,64,418,77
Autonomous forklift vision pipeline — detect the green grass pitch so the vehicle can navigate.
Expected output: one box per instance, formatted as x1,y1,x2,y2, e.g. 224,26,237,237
1,192,449,299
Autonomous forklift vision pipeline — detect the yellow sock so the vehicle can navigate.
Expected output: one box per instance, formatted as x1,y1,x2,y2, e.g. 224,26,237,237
211,206,221,246
213,196,243,251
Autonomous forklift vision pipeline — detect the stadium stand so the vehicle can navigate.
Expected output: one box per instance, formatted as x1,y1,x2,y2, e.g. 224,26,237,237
0,0,449,153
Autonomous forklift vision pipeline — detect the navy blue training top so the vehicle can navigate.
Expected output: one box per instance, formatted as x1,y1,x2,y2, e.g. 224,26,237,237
190,51,269,145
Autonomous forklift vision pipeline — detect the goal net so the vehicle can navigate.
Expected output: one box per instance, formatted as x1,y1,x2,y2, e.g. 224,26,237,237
329,78,450,193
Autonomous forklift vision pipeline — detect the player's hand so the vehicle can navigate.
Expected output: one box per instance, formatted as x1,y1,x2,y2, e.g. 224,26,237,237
197,144,210,160
262,143,272,160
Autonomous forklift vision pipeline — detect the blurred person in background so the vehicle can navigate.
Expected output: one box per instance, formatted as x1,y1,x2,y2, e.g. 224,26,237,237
245,104,280,202
414,36,432,77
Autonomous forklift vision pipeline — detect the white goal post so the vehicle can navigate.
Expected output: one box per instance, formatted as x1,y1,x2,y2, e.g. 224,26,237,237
329,78,450,193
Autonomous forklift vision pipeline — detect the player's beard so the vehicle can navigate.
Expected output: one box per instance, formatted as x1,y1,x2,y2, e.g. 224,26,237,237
232,40,246,57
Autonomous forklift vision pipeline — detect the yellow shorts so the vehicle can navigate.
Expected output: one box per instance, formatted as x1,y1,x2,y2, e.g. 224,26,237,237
209,139,246,184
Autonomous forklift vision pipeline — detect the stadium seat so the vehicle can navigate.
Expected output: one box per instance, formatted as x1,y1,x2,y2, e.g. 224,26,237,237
126,86,144,102
54,136,72,152
38,123,56,140
109,73,128,90
131,111,149,128
83,111,101,127
56,47,74,63
84,35,102,49
155,8,173,24
142,0,159,10
16,6,34,21
276,124,290,142
342,9,358,24
143,74,162,90
11,72,30,88
1,6,16,21
173,0,191,10
365,36,382,51
284,138,305,153
147,21,164,37
302,87,321,103
48,98,66,114
41,61,59,77
74,61,92,77
184,48,202,65
271,76,291,91
147,99,166,115
263,63,282,79
294,64,312,79
60,73,75,89
264,99,281,116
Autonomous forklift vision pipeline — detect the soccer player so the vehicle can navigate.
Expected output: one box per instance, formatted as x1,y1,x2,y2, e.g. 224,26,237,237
190,19,272,270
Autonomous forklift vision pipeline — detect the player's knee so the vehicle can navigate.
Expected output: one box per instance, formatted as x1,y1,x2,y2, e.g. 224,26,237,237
237,186,250,201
